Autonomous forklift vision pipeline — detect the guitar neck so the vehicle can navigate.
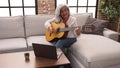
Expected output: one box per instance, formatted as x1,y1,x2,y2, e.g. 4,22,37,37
58,26,80,32
57,24,93,32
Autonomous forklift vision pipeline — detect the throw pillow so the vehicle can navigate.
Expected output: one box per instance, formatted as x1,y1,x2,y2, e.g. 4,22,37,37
82,19,108,35
82,24,96,33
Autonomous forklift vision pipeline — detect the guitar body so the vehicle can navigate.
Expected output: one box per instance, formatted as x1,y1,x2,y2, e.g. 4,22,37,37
46,22,65,42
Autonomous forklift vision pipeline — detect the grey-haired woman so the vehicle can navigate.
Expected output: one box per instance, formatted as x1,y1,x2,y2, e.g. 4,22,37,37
45,4,80,51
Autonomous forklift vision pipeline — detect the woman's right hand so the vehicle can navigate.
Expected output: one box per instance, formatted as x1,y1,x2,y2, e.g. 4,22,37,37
48,26,56,34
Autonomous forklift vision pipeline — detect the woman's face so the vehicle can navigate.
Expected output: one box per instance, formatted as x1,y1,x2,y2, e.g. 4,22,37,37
60,6,70,20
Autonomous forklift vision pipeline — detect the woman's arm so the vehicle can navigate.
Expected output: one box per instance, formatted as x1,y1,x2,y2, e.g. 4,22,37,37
44,17,57,33
71,17,81,36
45,18,54,29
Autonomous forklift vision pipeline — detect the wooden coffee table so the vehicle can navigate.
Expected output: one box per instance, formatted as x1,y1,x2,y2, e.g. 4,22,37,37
0,50,70,68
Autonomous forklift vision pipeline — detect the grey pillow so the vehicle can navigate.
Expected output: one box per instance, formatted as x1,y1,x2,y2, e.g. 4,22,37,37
82,24,96,34
82,19,108,35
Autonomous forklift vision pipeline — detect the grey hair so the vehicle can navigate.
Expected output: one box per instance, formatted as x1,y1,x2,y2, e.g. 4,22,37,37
54,4,70,23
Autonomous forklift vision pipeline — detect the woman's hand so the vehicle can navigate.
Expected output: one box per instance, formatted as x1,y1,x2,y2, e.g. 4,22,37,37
48,26,56,34
75,28,80,36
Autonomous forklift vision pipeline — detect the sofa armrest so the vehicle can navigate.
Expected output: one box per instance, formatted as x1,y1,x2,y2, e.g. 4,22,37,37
103,28,119,41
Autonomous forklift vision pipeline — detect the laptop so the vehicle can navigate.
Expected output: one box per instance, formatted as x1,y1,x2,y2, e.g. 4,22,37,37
32,43,62,59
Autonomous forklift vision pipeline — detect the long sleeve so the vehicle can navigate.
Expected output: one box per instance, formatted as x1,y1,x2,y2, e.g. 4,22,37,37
71,17,80,37
44,17,56,29
44,16,60,29
67,16,80,38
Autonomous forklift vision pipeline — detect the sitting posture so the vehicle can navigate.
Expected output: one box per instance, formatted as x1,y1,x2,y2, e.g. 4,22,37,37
45,4,80,51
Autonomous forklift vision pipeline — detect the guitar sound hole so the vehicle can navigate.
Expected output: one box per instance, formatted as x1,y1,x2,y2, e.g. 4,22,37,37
57,28,60,33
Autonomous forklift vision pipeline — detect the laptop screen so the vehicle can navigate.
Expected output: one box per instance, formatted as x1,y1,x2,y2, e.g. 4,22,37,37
32,43,62,59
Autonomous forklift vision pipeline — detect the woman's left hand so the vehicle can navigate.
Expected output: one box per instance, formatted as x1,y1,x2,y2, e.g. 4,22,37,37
75,28,80,36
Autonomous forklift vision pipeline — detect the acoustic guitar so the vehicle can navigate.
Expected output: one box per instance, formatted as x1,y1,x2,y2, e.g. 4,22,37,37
45,22,95,42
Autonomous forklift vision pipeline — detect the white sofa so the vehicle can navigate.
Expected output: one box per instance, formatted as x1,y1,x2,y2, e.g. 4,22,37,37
0,14,54,53
0,13,120,68
0,16,27,53
68,34,120,68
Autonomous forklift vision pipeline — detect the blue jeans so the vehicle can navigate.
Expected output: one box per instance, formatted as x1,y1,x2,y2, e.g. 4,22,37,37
55,38,77,49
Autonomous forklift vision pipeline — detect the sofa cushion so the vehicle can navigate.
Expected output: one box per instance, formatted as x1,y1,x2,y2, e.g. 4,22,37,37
0,16,25,39
0,38,27,54
24,14,54,37
82,19,107,35
26,36,52,50
69,34,120,68
72,13,93,26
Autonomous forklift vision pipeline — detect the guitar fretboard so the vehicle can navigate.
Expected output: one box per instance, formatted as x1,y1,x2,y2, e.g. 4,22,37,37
57,24,95,33
57,26,80,32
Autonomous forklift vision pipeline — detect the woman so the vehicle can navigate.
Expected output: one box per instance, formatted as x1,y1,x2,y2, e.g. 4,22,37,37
45,4,80,51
